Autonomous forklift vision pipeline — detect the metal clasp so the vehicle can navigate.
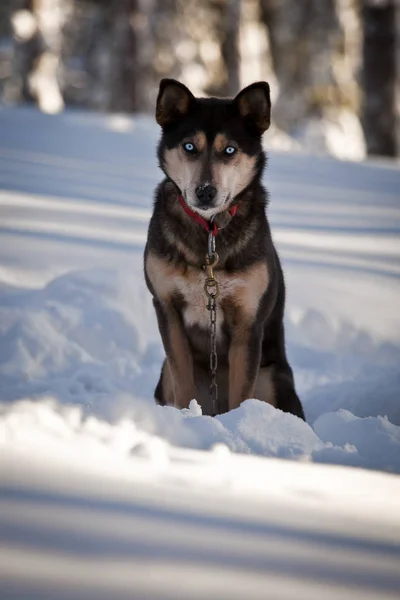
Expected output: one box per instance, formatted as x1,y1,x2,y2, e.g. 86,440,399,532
204,252,219,298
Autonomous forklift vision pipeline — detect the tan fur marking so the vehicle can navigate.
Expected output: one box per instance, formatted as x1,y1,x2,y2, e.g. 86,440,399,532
175,238,201,266
163,133,206,209
213,133,229,153
225,216,257,259
147,253,269,411
147,253,268,331
192,132,206,152
167,312,197,409
254,366,276,407
146,252,176,301
212,153,256,202
146,253,198,408
226,262,269,410
163,226,200,265
164,147,203,200
231,261,269,320
165,351,274,414
179,261,268,334
228,338,253,410
161,360,175,406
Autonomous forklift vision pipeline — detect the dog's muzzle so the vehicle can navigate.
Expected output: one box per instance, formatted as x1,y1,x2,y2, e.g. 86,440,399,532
195,184,217,206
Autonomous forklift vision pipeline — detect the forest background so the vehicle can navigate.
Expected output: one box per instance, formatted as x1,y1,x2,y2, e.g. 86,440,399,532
0,0,398,160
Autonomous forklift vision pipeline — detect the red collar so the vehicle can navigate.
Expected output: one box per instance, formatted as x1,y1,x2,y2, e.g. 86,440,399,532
178,195,238,236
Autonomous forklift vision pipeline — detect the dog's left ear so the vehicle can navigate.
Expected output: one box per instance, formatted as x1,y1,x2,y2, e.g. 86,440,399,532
235,82,271,133
156,79,195,127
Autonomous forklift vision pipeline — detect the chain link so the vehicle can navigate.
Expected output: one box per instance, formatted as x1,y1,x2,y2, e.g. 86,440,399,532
207,293,218,415
204,228,219,416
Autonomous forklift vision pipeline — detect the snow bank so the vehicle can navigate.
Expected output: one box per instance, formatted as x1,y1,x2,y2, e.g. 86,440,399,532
1,265,399,473
2,393,400,474
2,395,400,600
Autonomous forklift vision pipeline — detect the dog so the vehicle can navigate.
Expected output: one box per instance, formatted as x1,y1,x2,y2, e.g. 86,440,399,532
144,78,305,420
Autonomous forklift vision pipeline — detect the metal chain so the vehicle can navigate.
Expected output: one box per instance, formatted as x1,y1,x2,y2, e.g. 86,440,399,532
208,291,218,416
204,228,219,416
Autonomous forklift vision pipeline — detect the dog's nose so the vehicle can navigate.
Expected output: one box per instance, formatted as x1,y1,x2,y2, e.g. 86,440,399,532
196,184,217,203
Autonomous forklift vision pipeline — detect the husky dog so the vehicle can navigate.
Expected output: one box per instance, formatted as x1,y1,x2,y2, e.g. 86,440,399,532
144,79,305,420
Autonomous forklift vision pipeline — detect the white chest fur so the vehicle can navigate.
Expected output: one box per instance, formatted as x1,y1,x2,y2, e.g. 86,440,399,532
146,252,269,336
175,269,248,335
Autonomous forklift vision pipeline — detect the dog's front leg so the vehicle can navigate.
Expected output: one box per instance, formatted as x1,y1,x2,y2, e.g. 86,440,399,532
229,325,262,411
153,299,197,409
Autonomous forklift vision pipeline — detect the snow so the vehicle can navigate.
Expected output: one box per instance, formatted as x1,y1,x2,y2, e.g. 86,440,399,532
0,106,400,598
2,399,400,600
293,110,367,161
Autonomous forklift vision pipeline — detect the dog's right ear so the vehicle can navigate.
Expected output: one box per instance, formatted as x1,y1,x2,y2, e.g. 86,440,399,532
156,79,195,127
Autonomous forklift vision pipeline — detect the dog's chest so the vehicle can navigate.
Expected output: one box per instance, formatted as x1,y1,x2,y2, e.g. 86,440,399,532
146,252,269,335
175,269,247,334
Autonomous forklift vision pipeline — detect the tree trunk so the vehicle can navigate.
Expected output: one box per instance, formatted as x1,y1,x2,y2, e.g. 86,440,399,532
105,0,137,112
6,0,68,112
362,0,397,157
259,0,366,159
29,0,68,113
218,0,241,95
4,0,40,104
259,0,342,129
199,0,241,97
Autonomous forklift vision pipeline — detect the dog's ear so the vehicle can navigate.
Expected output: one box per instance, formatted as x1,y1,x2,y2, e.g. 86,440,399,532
156,79,195,127
235,82,271,133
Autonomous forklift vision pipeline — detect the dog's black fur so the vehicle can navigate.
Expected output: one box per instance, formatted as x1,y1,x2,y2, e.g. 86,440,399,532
144,79,305,420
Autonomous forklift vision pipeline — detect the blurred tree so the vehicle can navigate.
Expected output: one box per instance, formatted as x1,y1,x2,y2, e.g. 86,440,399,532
259,0,366,158
29,0,68,113
62,0,182,112
104,0,137,112
5,0,67,112
362,0,397,156
259,0,341,127
0,0,397,157
174,0,240,97
205,0,240,96
3,0,40,104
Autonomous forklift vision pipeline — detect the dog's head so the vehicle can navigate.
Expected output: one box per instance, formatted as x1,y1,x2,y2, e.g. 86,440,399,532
156,79,270,218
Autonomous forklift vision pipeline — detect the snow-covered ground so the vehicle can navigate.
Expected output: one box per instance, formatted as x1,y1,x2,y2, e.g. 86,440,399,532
0,106,400,599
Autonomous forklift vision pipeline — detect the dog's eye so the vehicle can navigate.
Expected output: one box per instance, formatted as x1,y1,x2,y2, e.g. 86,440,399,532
224,146,236,156
183,142,196,153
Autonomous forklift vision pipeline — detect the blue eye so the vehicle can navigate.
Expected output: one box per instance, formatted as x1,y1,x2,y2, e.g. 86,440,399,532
183,142,196,153
225,146,236,155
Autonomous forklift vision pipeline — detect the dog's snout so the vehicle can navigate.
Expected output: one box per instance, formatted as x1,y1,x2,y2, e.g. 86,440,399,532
196,184,217,203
